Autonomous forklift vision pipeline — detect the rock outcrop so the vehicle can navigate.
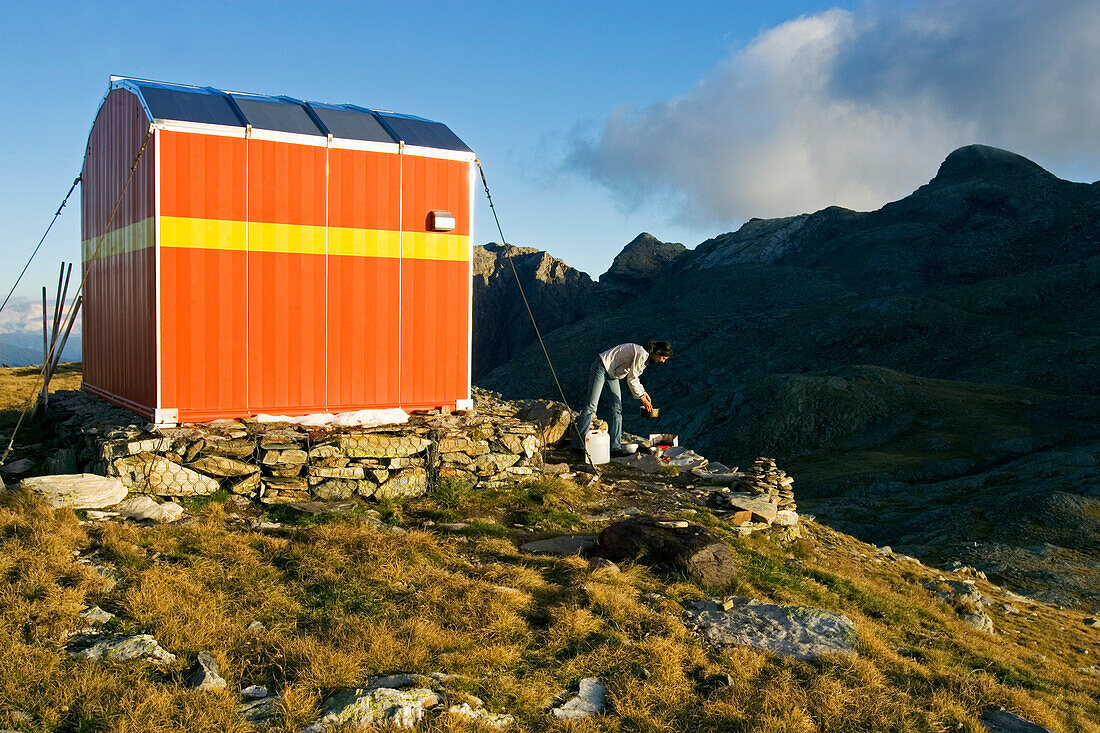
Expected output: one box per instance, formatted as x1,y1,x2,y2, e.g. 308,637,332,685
472,242,594,379
597,232,686,295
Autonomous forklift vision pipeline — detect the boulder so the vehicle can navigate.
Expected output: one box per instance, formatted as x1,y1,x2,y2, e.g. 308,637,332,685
186,651,227,691
21,474,127,509
1,457,36,476
685,598,857,661
590,516,737,587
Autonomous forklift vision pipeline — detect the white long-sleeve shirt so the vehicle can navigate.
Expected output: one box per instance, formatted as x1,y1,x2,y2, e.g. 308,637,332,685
598,343,650,398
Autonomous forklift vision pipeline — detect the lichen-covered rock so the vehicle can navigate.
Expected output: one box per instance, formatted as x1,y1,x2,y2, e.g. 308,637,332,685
79,605,115,625
303,686,440,731
21,474,127,509
447,702,514,728
186,651,227,691
67,634,176,664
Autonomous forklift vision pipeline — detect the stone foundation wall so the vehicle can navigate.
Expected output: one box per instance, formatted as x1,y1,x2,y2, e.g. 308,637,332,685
48,389,573,504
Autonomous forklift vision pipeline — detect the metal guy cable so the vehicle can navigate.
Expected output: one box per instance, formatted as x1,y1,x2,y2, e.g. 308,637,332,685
2,129,153,464
0,175,81,319
477,160,600,466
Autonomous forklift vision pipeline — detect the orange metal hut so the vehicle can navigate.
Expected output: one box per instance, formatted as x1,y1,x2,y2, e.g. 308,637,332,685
81,77,474,423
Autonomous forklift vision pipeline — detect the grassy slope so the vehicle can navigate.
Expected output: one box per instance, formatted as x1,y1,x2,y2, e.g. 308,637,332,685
0,367,1098,731
2,488,1099,732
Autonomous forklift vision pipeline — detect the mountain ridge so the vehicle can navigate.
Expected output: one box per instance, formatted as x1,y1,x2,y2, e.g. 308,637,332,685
473,144,1100,610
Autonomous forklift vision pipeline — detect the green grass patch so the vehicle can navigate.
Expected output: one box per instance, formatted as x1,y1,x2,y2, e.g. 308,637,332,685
180,488,229,512
429,475,474,508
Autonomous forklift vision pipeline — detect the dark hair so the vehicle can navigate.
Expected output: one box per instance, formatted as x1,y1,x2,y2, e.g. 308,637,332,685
644,341,673,361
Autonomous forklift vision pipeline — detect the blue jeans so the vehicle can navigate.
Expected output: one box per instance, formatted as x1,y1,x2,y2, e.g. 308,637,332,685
571,360,623,451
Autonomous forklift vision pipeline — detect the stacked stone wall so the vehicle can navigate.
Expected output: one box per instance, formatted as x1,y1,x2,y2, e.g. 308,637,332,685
48,389,573,503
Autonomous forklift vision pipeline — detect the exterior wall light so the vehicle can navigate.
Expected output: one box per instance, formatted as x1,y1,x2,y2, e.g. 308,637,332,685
429,210,455,232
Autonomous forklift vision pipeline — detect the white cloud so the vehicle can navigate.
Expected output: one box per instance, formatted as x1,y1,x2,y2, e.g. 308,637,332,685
570,0,1100,224
0,296,81,338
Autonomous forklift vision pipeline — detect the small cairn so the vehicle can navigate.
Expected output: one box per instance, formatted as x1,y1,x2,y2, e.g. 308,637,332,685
735,458,797,512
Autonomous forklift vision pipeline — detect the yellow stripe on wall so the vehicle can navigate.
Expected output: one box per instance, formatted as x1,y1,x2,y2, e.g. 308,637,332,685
82,219,155,261
158,216,468,261
161,217,248,252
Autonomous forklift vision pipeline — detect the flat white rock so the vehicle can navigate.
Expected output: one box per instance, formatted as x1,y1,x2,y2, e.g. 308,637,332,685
112,495,184,523
21,474,127,509
551,678,607,720
520,535,597,555
686,598,857,661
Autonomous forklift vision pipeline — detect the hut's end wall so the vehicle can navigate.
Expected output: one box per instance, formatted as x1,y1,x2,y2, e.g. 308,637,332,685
81,88,157,418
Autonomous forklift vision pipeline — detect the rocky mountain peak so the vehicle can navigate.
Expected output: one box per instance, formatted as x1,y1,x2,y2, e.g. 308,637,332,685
474,242,586,286
930,144,1052,185
598,233,687,292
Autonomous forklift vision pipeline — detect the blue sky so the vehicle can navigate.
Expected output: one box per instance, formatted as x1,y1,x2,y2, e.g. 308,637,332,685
2,0,1098,327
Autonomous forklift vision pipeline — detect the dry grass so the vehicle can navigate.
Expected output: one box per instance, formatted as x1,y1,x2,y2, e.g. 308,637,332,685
0,362,82,433
1,485,1098,732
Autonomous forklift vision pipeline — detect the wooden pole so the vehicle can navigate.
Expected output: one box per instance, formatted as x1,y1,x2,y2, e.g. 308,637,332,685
45,295,81,388
40,286,48,411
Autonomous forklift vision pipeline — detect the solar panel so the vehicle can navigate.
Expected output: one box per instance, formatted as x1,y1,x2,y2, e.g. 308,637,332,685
230,96,323,136
310,105,395,143
138,85,242,127
375,113,471,152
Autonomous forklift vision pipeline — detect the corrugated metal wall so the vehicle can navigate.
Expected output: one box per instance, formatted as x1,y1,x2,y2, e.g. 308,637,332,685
153,131,470,420
246,139,329,413
159,131,249,416
81,89,157,416
400,154,471,407
328,147,402,410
